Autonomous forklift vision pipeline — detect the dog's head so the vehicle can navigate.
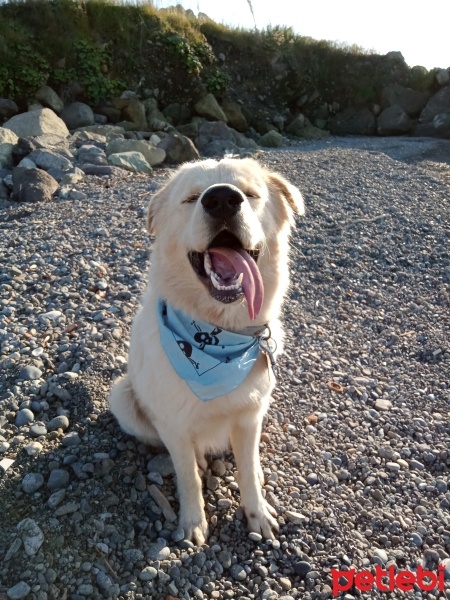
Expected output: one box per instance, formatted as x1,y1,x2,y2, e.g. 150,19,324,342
147,158,304,329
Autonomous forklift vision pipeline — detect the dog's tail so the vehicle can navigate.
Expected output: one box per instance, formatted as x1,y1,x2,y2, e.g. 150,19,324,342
109,375,162,446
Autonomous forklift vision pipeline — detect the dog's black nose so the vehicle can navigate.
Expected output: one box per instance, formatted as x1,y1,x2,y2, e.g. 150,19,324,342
201,185,244,220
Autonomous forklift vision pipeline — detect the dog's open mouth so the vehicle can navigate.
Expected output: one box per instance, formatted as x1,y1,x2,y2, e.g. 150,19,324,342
188,231,263,320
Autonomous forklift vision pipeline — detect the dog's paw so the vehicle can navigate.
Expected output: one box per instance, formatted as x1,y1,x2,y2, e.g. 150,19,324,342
179,513,208,546
244,499,279,540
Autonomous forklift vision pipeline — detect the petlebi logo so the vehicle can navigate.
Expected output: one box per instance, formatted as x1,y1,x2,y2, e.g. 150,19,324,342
331,564,445,596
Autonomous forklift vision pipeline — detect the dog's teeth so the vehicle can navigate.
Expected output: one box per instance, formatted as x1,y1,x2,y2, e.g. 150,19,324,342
210,272,222,290
204,252,212,276
235,272,244,286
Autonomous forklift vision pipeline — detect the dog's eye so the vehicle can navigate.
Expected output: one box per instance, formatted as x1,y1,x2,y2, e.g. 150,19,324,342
245,190,259,199
184,194,200,204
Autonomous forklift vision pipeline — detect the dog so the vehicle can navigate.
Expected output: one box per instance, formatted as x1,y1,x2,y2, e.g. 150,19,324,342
109,157,304,545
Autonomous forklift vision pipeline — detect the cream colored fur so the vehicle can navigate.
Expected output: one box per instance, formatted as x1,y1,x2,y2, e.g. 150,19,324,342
109,158,304,545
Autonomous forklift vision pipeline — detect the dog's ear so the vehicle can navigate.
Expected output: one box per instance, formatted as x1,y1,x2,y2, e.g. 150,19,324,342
146,184,167,235
267,172,305,216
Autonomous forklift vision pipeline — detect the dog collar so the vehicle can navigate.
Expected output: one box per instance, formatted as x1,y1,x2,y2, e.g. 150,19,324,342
157,299,267,401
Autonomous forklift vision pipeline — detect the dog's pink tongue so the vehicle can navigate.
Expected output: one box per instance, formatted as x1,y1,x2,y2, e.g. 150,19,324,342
208,247,264,320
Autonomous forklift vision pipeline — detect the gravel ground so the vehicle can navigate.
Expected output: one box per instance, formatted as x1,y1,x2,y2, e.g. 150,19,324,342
0,135,449,600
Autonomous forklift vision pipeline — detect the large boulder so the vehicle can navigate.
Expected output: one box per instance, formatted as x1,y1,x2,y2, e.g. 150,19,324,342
435,69,450,86
329,107,376,135
121,99,147,130
202,140,240,156
156,133,199,163
76,144,107,166
60,102,95,130
162,103,191,126
377,105,412,136
260,130,284,147
35,85,64,114
432,113,450,138
286,115,329,140
105,138,165,166
108,151,152,173
221,101,248,132
3,108,69,138
196,121,234,149
380,84,429,117
0,99,19,120
74,124,125,139
419,86,450,124
194,94,227,122
0,128,19,168
28,149,73,172
12,167,59,202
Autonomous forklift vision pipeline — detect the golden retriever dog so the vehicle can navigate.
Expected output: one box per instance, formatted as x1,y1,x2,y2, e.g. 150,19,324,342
109,158,304,545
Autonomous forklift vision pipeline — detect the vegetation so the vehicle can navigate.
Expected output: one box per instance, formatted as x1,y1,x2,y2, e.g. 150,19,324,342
0,0,439,114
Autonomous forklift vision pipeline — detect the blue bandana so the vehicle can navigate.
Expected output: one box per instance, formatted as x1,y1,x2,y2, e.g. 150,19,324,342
157,299,263,401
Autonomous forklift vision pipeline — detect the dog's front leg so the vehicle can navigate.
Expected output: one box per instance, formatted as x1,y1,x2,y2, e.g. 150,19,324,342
165,439,208,545
231,410,279,539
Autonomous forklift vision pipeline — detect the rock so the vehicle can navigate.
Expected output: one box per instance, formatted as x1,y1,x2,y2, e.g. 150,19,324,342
196,121,234,149
76,144,107,166
17,518,44,556
35,85,64,114
201,139,239,156
230,563,246,581
105,138,165,166
232,131,258,148
75,124,125,138
374,399,392,411
156,132,199,163
29,423,47,437
28,149,73,172
108,151,152,173
210,458,226,476
377,105,412,135
420,86,450,124
385,51,405,62
17,158,36,169
120,98,147,129
0,127,19,168
176,121,200,139
147,454,175,477
435,68,450,86
260,130,284,147
162,102,191,126
286,115,329,140
15,408,35,426
380,84,430,117
432,113,450,138
222,101,248,132
61,102,95,129
97,105,122,124
6,581,31,600
47,415,70,431
12,168,59,203
329,107,376,135
372,548,388,564
22,473,44,494
139,566,158,581
17,365,43,380
194,93,227,122
81,164,125,176
3,108,69,138
294,561,312,578
61,432,81,446
0,99,19,120
47,469,70,490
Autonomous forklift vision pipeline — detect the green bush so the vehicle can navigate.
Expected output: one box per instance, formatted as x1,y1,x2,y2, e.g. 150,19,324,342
51,39,124,106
